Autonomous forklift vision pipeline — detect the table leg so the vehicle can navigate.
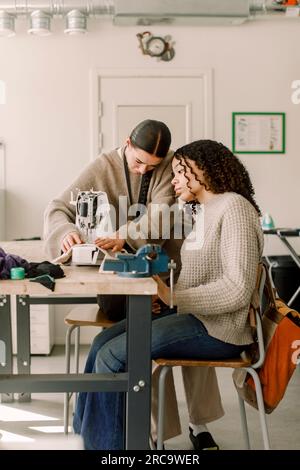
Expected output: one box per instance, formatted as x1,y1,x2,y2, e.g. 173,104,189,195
126,295,152,450
0,295,14,403
16,295,31,402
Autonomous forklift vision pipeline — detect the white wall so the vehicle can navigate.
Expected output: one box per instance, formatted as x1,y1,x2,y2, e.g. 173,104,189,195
0,17,299,343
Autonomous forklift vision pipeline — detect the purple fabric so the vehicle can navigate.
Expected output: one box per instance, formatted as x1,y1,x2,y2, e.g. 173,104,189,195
0,247,29,280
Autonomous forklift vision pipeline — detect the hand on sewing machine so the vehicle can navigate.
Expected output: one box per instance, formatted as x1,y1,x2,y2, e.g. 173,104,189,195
153,275,177,307
94,235,126,253
62,232,83,253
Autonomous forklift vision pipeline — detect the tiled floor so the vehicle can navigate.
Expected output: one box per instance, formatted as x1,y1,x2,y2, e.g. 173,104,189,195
0,346,299,450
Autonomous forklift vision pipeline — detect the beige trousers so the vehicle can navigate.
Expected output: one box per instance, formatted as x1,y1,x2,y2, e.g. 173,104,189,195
151,364,224,441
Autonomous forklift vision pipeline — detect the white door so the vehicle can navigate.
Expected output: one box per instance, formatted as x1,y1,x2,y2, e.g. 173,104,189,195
91,69,213,158
84,69,213,343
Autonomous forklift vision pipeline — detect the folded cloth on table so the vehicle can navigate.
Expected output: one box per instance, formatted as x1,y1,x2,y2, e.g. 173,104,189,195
30,274,56,291
0,247,29,279
27,261,65,279
27,261,65,291
0,248,64,291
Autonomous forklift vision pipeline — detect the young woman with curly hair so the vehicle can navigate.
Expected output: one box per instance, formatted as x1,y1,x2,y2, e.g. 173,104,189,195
172,139,261,215
75,139,263,450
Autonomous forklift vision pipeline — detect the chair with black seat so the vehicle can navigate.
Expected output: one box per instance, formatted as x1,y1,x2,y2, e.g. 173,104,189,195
63,305,116,434
154,263,271,450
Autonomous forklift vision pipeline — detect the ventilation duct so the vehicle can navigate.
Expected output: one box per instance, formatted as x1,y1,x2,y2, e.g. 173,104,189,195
113,1,300,25
0,1,299,36
113,0,251,26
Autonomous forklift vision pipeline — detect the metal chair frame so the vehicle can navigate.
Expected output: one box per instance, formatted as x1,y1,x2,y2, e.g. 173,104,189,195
63,305,115,434
155,265,271,450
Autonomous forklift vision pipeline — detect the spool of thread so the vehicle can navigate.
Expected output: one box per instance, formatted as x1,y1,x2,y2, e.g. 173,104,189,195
10,267,25,280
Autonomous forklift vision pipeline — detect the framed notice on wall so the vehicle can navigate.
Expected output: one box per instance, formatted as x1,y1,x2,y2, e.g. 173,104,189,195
232,112,285,154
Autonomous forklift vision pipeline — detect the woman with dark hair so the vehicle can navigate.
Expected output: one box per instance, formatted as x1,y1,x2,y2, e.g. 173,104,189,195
44,126,225,450
79,139,263,450
44,119,172,256
172,139,260,214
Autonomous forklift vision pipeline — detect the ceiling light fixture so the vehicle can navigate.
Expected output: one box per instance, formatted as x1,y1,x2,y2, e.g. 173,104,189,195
0,10,15,37
64,10,87,35
28,10,51,36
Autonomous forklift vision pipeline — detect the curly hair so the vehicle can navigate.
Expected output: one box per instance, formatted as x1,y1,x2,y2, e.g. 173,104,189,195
173,140,261,215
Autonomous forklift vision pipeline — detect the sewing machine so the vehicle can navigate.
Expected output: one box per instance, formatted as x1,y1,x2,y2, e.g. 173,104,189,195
67,189,113,265
70,189,112,244
68,194,176,306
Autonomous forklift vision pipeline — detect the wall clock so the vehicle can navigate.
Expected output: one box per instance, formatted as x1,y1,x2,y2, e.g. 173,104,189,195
137,32,175,61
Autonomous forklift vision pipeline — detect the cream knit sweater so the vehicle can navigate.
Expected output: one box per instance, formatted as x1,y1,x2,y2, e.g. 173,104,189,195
175,192,264,346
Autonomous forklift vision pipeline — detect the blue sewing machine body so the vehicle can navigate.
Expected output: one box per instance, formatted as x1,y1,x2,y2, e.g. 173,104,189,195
102,244,169,277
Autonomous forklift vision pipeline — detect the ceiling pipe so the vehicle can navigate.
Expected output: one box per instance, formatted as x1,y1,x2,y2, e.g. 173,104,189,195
0,1,114,17
0,1,298,18
0,1,298,29
0,1,113,36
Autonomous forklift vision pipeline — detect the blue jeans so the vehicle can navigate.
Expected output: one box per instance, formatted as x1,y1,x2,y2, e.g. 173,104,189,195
73,309,171,443
73,311,244,450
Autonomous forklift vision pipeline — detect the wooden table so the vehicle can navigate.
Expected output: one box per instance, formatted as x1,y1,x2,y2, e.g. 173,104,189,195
0,241,156,450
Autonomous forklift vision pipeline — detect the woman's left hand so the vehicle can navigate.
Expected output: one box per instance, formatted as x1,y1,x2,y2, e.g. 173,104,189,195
153,275,175,307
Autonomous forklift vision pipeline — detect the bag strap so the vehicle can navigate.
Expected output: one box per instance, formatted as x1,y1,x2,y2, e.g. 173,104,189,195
262,264,299,323
123,151,134,207
122,146,153,207
248,263,264,331
263,262,277,308
248,262,277,331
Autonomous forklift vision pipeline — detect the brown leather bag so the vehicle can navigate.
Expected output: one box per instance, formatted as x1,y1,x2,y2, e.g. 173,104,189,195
233,263,300,413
